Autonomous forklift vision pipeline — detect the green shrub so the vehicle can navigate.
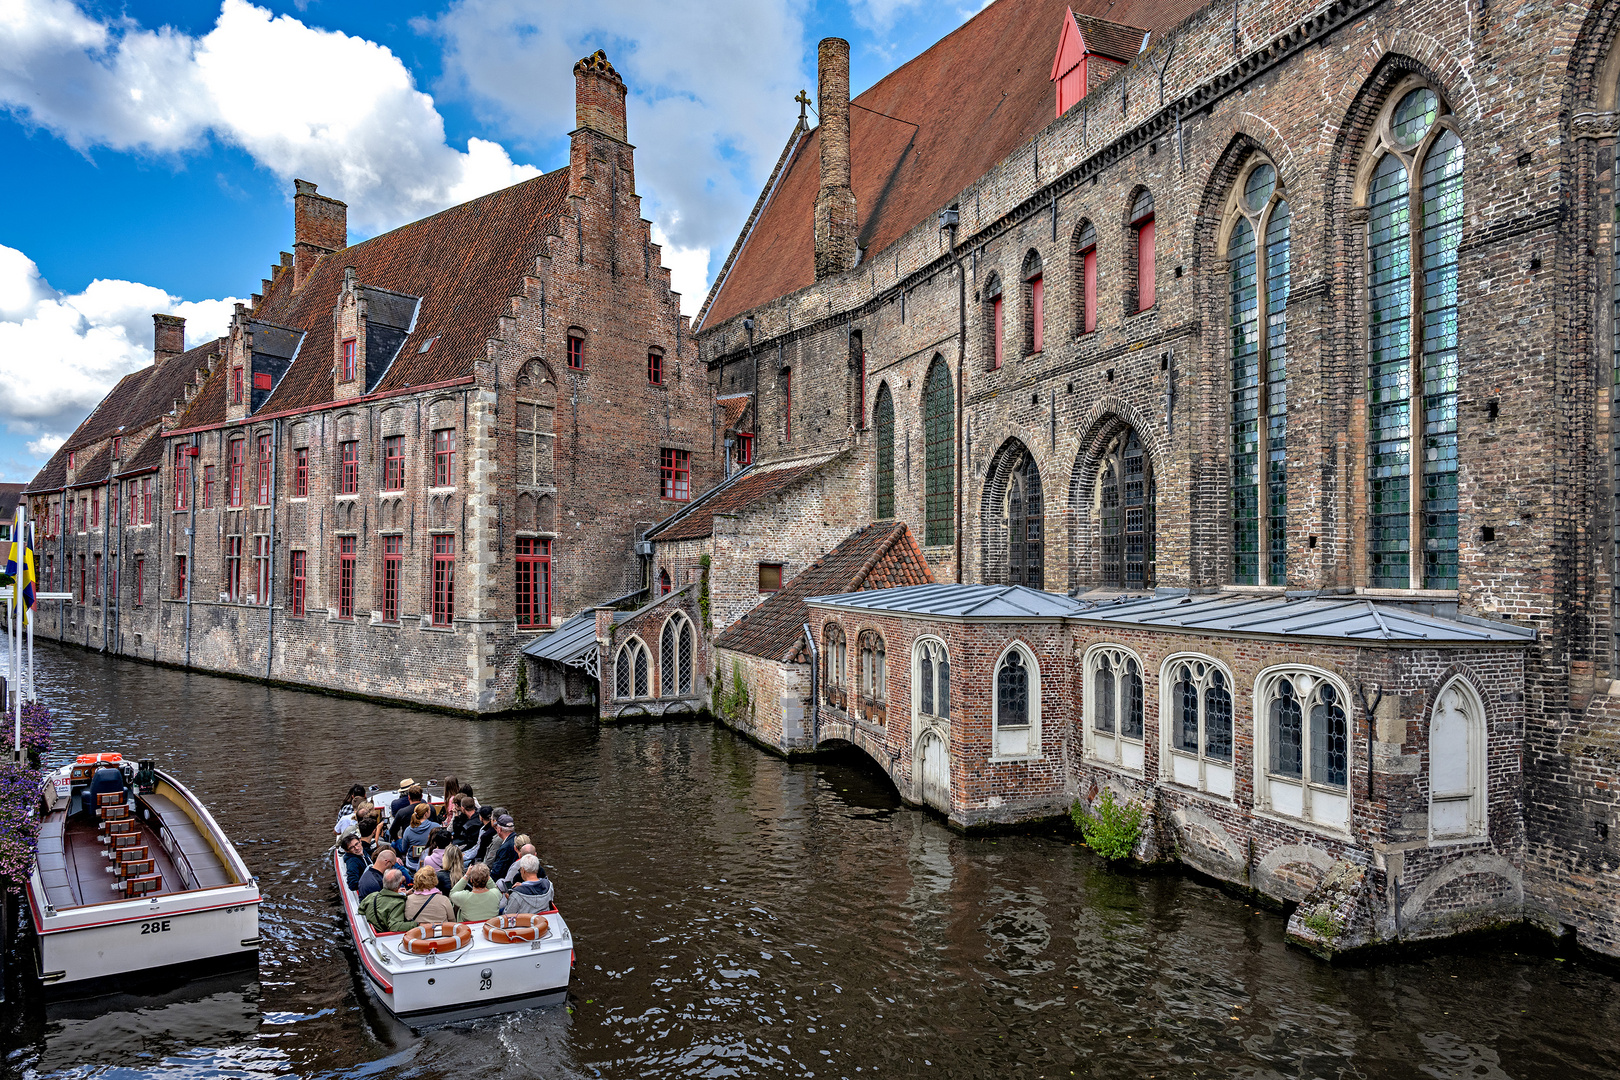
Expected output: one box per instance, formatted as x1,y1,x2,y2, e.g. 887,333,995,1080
1302,909,1340,939
720,660,751,722
514,660,530,706
1072,790,1145,861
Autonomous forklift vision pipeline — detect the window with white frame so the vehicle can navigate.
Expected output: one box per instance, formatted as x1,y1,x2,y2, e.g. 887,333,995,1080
1256,667,1350,830
992,644,1040,759
1084,645,1144,772
1429,678,1486,841
915,638,950,721
1163,657,1235,798
660,613,694,697
614,637,651,700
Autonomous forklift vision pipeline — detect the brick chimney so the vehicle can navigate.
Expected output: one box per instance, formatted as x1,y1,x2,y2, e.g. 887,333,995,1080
292,179,347,289
814,38,858,280
573,50,627,143
152,314,185,365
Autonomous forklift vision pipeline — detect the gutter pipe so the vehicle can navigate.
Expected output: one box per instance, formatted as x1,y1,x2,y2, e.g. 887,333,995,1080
803,622,819,750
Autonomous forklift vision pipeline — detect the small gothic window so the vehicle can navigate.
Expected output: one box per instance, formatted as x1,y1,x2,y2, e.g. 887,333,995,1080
858,630,886,705
1259,668,1351,830
1086,646,1144,771
916,639,950,719
1130,190,1156,312
993,647,1038,758
615,637,650,700
1074,220,1098,334
660,613,694,697
824,623,847,692
1096,427,1155,589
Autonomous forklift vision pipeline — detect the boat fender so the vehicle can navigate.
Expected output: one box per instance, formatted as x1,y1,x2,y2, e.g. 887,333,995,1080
401,922,473,955
482,913,548,944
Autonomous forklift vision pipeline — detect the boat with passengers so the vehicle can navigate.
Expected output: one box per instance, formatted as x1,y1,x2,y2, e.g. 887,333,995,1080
25,753,260,995
333,782,573,1024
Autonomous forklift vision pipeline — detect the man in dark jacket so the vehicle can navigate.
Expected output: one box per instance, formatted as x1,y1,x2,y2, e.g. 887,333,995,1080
339,833,368,892
388,779,415,820
390,784,425,836
360,869,415,932
357,849,398,902
487,815,519,881
500,856,555,916
468,805,496,859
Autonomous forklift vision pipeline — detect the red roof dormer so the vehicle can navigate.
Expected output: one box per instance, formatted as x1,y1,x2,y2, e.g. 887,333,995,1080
1051,7,1151,118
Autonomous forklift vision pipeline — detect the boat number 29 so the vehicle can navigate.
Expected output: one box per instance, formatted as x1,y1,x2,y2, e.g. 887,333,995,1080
140,919,172,935
480,970,492,992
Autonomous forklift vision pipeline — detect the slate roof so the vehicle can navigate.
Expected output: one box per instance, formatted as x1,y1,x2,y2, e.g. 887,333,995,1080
645,452,844,543
115,432,167,477
1076,593,1537,643
716,522,933,661
809,583,1088,619
522,611,600,668
0,483,23,522
175,171,571,429
700,0,1206,328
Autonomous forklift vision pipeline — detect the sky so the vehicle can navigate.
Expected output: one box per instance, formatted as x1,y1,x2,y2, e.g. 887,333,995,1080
0,0,995,483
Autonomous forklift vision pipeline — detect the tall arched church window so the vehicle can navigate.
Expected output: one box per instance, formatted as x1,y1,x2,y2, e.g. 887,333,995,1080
1097,427,1155,588
1085,646,1144,772
1073,221,1098,334
1256,667,1350,830
1429,678,1486,840
1162,657,1234,797
1005,452,1044,588
1130,190,1156,312
615,637,650,700
858,630,887,724
1228,161,1290,585
1022,249,1045,354
874,383,896,520
660,613,694,696
1364,85,1463,590
993,645,1040,759
915,639,950,720
923,359,955,547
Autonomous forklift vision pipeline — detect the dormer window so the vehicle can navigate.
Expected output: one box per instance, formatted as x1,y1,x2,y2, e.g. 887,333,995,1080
111,436,121,460
567,329,585,370
342,339,357,382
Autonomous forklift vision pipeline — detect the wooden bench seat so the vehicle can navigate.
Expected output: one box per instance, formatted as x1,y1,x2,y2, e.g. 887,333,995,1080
139,793,234,891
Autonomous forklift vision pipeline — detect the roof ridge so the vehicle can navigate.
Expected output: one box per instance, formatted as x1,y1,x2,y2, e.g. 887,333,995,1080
848,522,905,590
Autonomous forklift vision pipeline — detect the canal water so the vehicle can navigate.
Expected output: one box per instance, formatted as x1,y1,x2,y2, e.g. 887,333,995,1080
4,640,1619,1079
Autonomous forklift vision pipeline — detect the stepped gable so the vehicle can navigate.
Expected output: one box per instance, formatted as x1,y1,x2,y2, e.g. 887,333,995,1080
715,522,932,661
250,171,571,415
647,454,840,542
700,0,1196,327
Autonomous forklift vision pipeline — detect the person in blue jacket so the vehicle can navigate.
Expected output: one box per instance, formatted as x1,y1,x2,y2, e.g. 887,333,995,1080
339,832,368,892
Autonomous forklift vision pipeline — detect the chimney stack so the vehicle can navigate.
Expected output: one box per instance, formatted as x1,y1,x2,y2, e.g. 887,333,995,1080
814,38,858,280
573,50,627,143
153,314,185,365
292,179,347,289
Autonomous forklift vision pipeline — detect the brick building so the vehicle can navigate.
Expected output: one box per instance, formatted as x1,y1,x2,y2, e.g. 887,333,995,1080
686,0,1620,957
23,51,717,712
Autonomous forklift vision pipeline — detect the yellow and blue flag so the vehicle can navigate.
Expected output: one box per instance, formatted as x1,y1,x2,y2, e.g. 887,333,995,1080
5,516,36,617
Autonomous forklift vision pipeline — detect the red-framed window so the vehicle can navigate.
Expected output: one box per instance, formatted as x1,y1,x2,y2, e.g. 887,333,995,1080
516,537,551,628
92,553,101,599
90,491,99,528
383,436,404,490
134,558,144,606
660,448,690,501
232,367,244,405
111,436,121,460
289,550,305,616
1132,190,1156,312
254,535,270,604
175,447,189,510
1030,274,1045,352
342,339,357,382
256,434,272,504
228,438,245,507
173,554,186,599
659,568,671,596
431,534,455,626
226,536,242,601
202,465,215,509
382,535,401,622
141,477,152,523
567,331,584,369
338,536,356,618
433,429,455,487
67,450,75,471
737,433,754,466
759,563,784,593
294,447,308,497
339,441,359,494
647,350,663,385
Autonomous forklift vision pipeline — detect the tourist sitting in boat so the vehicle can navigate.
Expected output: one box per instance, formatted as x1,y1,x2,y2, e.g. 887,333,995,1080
426,831,465,892
498,840,537,890
334,784,366,833
388,779,416,819
402,866,456,926
396,802,436,873
353,804,385,856
358,848,399,901
360,868,415,932
440,776,462,818
449,795,481,849
339,832,368,892
451,863,501,922
391,783,426,835
466,804,496,860
500,855,554,916
487,814,519,879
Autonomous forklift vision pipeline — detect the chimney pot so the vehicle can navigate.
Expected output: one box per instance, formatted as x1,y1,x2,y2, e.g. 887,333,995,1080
292,178,348,289
152,314,186,365
814,38,858,280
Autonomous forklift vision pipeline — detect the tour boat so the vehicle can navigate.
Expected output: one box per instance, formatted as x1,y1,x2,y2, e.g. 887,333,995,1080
333,812,573,1023
25,753,260,995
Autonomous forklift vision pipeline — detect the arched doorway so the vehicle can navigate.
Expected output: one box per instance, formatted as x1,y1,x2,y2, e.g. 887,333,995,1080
1093,426,1155,589
982,441,1045,588
916,729,950,812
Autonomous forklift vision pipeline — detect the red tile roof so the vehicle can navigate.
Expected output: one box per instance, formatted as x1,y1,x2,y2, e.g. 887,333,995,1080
647,454,840,542
700,0,1202,327
718,394,752,433
714,522,933,661
1072,12,1151,63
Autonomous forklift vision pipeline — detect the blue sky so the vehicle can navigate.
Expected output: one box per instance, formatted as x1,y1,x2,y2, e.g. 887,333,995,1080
0,0,991,482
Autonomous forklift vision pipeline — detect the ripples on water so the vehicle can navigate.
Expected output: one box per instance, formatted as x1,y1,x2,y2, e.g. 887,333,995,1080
3,640,1619,1079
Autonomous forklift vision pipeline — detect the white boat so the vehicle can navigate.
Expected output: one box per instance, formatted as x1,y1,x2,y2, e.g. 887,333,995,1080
334,845,573,1024
25,753,260,995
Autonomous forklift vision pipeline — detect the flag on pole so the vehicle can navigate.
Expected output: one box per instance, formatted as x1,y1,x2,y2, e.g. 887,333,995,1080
6,510,35,619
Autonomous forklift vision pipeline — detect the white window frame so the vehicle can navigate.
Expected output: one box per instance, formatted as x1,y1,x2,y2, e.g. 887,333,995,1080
660,612,694,697
913,636,951,724
1158,653,1237,799
990,640,1041,761
1428,676,1487,844
614,636,651,701
1253,664,1353,833
1082,643,1145,774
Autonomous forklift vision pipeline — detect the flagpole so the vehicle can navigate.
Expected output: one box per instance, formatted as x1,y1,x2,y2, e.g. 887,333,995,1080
26,519,34,704
11,505,20,758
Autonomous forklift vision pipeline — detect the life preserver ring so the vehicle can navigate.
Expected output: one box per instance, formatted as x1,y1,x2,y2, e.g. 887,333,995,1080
401,922,472,954
482,913,548,943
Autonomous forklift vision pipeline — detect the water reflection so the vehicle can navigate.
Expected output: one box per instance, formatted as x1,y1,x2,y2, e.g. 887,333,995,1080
2,639,1619,1079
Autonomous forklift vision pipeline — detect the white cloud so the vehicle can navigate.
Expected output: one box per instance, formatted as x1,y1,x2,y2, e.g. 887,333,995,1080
421,0,813,313
0,244,241,434
26,433,63,457
0,0,541,235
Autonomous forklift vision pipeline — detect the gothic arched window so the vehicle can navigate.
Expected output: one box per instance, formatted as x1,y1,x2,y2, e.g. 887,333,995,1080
1257,667,1350,830
1005,452,1044,588
1085,645,1144,772
1072,220,1098,334
824,622,847,697
923,359,955,546
660,612,694,696
615,637,650,700
874,383,895,520
1364,83,1463,590
1228,159,1291,585
993,645,1039,758
858,630,886,714
1096,427,1154,588
1429,678,1486,841
1163,657,1235,797
915,638,950,720
1022,249,1045,354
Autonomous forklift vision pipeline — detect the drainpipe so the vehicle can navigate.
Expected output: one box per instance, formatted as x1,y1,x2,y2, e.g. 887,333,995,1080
112,474,123,654
56,491,65,643
953,228,965,584
184,435,198,669
803,622,819,749
100,475,111,652
265,419,280,681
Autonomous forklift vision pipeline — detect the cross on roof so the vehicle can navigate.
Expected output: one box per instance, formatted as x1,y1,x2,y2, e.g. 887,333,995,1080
795,89,812,124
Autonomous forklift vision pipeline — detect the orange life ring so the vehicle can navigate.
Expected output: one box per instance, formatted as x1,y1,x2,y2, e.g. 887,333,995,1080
401,922,473,954
482,913,548,943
